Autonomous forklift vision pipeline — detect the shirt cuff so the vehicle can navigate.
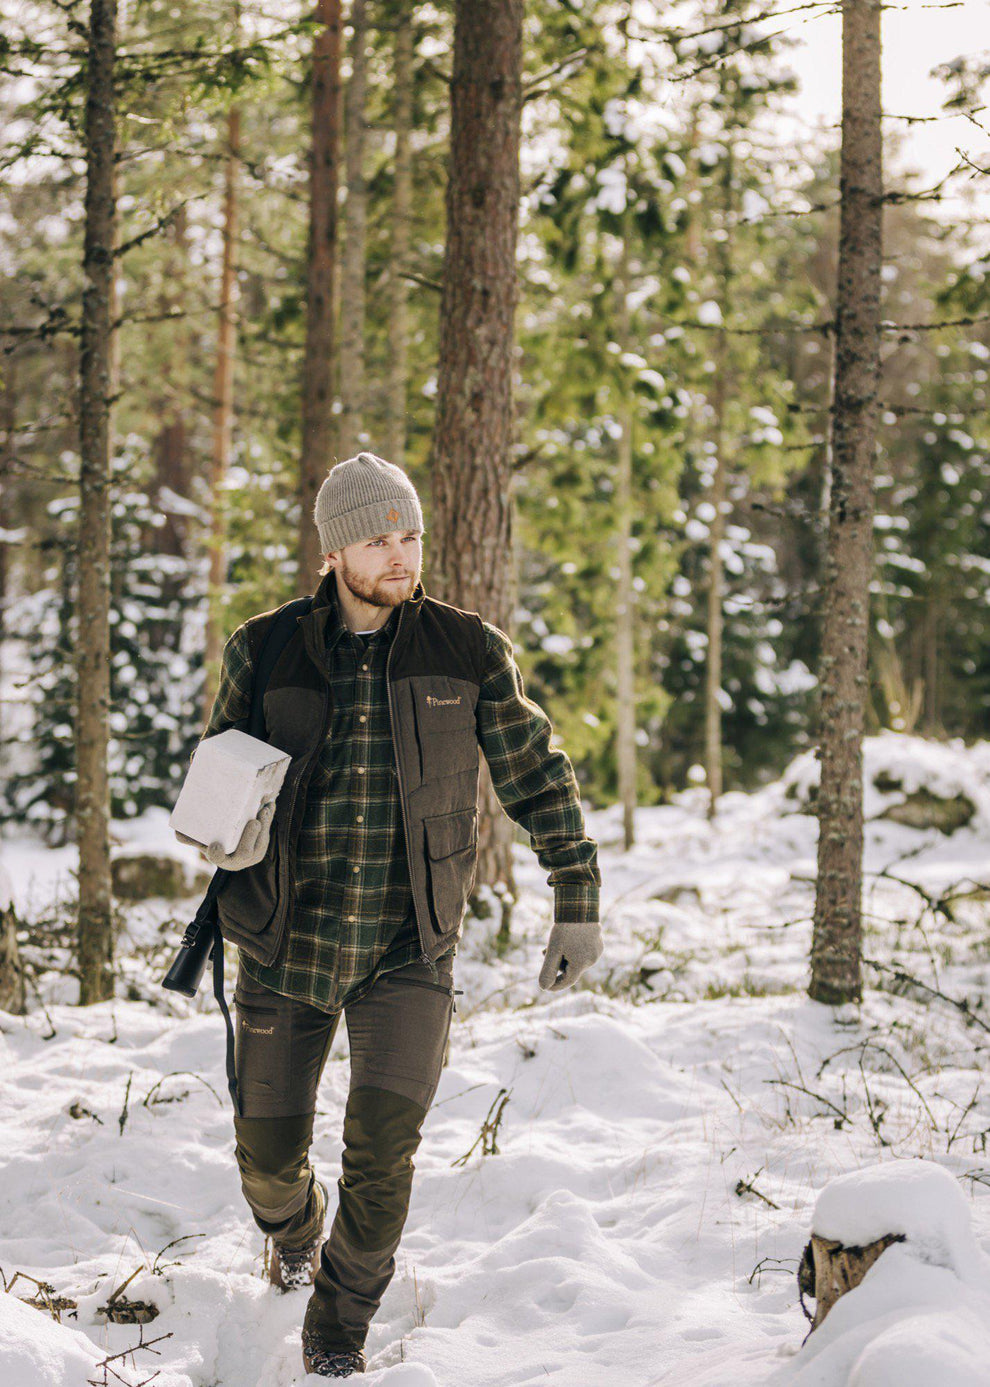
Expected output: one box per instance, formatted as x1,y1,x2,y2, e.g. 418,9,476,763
553,884,600,926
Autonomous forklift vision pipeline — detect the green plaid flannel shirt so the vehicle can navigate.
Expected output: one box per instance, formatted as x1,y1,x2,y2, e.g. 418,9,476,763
199,586,601,1013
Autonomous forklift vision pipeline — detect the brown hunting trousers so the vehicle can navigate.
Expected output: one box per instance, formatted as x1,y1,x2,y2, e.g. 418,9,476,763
231,948,456,1352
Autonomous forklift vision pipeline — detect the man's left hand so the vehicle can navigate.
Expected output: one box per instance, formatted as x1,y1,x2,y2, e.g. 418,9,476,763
538,921,604,992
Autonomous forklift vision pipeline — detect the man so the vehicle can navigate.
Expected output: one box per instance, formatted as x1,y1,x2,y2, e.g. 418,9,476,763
190,452,602,1378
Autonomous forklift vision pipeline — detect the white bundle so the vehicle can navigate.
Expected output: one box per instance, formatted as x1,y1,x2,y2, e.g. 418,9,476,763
169,729,291,855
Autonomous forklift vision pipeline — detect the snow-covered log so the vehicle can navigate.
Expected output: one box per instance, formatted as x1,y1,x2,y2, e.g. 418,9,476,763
800,1160,983,1332
0,863,24,1015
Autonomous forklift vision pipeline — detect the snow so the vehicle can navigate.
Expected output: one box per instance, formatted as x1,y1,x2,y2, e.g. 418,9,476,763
593,166,628,214
780,729,990,828
767,1247,990,1387
812,1160,985,1277
0,1291,106,1387
1,732,989,1385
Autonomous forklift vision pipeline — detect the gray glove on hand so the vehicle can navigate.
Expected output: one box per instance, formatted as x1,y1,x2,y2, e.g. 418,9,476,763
538,921,604,992
174,801,275,871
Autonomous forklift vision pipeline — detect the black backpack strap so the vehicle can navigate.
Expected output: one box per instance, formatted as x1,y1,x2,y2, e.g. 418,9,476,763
214,593,315,1116
213,916,241,1115
247,596,315,739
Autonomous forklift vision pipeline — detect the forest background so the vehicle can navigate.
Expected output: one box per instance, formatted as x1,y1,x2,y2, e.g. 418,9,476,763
1,0,987,841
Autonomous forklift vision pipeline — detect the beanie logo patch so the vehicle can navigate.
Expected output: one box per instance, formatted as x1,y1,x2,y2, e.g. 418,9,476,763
386,507,400,524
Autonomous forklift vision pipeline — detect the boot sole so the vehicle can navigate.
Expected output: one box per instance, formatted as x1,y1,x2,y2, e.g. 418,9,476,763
301,1347,366,1376
269,1240,320,1291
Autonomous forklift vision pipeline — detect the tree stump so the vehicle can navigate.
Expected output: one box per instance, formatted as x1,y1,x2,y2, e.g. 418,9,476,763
799,1232,905,1328
0,896,26,1015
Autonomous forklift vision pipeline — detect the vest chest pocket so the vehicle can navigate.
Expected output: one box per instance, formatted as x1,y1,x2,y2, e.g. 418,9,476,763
412,679,479,783
423,808,478,934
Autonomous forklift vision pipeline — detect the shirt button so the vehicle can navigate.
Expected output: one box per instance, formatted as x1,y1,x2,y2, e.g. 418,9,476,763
361,664,368,671
357,766,365,774
356,815,364,823
359,715,367,723
353,865,360,873
348,914,356,922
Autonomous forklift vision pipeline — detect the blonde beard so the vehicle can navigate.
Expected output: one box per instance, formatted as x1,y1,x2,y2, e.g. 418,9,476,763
337,563,416,610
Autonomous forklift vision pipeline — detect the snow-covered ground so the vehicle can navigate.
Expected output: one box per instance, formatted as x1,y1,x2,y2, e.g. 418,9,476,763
2,732,990,1386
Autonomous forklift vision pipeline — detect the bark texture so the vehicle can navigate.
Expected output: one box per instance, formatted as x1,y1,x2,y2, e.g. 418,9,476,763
386,8,414,467
704,142,734,818
339,0,368,458
0,356,15,760
76,0,117,1004
432,0,523,921
801,1232,903,1329
810,0,883,1006
614,228,637,851
0,896,25,1016
203,105,241,727
297,0,343,591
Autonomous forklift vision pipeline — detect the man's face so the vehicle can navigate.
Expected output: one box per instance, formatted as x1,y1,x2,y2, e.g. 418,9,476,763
327,529,423,609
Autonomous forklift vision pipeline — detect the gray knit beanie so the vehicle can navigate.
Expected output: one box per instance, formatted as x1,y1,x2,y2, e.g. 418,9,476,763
314,451,424,554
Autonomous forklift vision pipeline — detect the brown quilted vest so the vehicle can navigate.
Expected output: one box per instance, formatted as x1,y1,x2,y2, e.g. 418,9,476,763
214,573,487,969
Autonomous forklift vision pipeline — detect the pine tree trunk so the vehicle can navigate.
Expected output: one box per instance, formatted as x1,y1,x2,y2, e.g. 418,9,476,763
76,0,117,1005
202,105,241,728
705,373,726,815
684,104,702,265
614,230,637,851
922,592,939,732
339,0,368,459
145,206,191,661
150,205,190,563
433,0,523,931
297,0,342,591
0,356,15,762
386,7,413,467
809,0,883,1006
704,144,734,818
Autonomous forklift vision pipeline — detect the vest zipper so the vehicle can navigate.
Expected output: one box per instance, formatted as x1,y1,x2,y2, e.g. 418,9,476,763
385,603,437,984
299,626,341,996
270,682,330,969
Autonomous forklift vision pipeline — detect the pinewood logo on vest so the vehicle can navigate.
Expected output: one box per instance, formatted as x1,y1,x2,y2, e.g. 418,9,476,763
425,694,462,707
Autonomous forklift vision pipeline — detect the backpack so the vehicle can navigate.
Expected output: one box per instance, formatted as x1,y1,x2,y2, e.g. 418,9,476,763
161,595,314,1114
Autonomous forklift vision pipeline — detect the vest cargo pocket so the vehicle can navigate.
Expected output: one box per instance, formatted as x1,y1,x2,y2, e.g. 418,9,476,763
423,808,478,934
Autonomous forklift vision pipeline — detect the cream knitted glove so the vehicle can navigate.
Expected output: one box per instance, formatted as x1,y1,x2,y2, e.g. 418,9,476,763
174,801,275,871
538,921,604,992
